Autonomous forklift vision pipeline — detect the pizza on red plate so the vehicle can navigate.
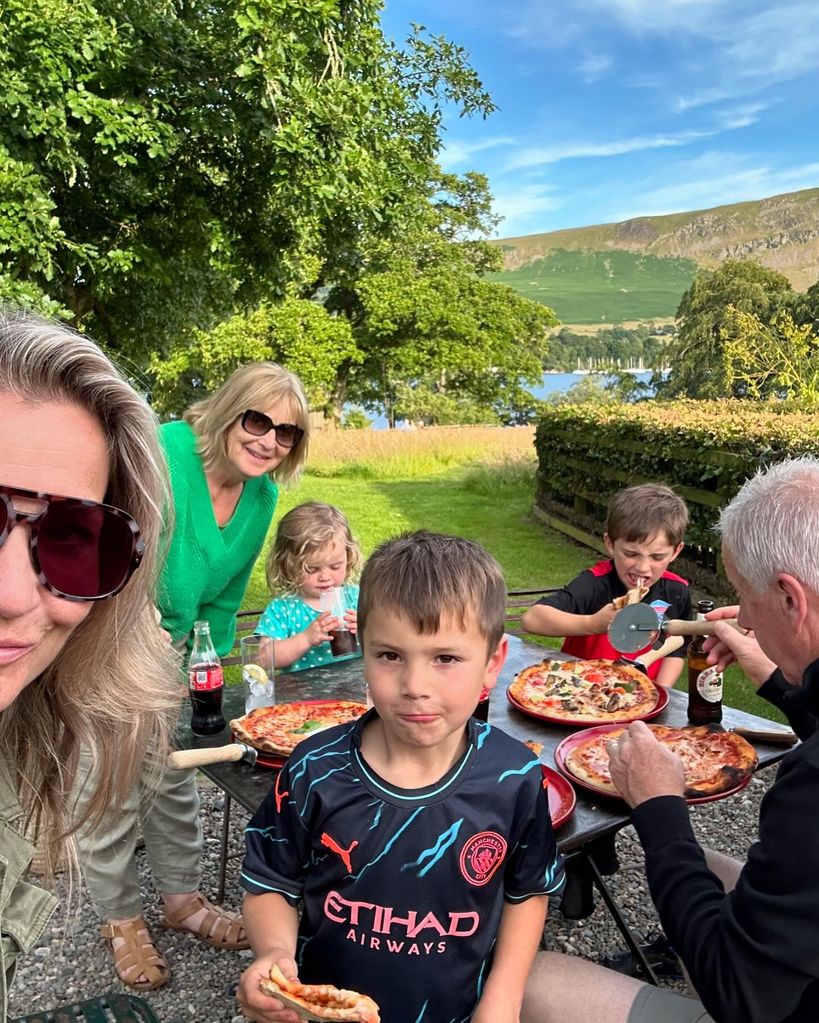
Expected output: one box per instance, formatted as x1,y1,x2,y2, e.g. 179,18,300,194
230,701,367,756
564,723,758,799
261,965,380,1023
509,658,659,723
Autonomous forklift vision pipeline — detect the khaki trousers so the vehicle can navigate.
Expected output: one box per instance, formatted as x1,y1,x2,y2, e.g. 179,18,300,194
74,750,203,919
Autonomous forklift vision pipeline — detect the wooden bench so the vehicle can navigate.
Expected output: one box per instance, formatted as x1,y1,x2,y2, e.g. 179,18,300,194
223,588,558,664
505,587,559,635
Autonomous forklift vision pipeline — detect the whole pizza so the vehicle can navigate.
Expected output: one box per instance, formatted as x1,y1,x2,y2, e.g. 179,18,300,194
563,723,758,800
509,658,660,724
230,700,367,756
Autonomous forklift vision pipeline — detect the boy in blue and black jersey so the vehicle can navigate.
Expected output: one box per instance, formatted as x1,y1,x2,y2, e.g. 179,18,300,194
238,531,565,1023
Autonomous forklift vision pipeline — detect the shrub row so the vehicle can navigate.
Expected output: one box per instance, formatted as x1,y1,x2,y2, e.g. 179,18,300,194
533,399,819,591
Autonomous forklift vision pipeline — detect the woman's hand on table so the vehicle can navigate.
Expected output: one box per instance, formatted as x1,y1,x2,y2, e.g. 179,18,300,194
703,605,777,687
237,950,300,1023
607,721,686,808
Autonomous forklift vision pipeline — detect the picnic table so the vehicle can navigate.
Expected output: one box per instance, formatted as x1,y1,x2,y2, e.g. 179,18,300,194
177,633,791,984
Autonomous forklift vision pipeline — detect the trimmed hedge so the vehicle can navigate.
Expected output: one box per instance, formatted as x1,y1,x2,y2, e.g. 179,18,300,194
534,399,819,595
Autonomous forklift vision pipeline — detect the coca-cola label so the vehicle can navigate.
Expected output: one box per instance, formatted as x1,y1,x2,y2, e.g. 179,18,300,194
695,666,723,703
188,665,224,692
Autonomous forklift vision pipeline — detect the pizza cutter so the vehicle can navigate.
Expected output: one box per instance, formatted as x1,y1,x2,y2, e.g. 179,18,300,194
608,603,739,655
168,742,258,769
614,634,684,673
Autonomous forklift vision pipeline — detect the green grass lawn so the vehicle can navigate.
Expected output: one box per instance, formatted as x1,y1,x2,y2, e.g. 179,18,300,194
243,464,591,607
236,429,783,723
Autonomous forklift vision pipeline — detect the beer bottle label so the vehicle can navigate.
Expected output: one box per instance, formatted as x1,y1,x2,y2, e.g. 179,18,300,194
189,665,224,692
695,666,723,703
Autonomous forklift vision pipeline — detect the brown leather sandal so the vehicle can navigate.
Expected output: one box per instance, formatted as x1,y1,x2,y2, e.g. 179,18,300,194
101,916,171,992
160,892,249,949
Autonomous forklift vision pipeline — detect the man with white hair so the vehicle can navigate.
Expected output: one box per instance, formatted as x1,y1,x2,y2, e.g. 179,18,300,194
522,456,819,1023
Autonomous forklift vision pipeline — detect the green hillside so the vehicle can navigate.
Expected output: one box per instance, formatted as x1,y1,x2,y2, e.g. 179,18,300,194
492,187,819,323
490,248,698,324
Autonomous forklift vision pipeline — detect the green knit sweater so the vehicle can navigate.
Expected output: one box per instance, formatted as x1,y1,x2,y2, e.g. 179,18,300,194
157,420,278,656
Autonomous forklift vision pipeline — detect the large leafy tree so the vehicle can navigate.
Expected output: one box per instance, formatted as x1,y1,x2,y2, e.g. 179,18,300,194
329,171,558,424
0,0,494,359
721,307,819,406
657,260,793,398
153,169,557,425
149,295,359,416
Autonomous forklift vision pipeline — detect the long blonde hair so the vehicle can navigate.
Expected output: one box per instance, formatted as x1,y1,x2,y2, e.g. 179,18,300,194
184,362,310,486
0,310,179,882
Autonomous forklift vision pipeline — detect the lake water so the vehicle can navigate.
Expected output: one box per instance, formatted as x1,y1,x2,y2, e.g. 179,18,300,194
363,371,656,429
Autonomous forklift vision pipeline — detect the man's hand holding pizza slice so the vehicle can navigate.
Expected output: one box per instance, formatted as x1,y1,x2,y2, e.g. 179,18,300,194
607,720,687,808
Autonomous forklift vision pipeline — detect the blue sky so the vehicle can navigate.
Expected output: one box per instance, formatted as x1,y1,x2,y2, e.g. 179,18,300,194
380,0,819,238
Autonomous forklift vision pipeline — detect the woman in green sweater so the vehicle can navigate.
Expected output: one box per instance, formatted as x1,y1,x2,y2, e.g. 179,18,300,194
75,362,310,991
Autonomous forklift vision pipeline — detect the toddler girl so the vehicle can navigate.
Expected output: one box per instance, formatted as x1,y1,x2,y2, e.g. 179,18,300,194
257,501,362,670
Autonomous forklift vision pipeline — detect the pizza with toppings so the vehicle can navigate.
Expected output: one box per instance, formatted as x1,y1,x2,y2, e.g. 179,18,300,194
230,700,367,756
562,723,758,800
508,658,660,724
260,965,380,1023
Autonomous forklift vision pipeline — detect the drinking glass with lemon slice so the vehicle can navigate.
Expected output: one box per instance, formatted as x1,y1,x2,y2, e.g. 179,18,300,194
240,634,276,712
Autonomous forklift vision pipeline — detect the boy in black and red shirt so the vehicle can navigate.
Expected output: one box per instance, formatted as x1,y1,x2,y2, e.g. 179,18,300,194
522,484,691,688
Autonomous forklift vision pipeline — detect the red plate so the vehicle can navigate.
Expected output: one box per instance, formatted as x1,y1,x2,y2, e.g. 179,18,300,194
507,681,668,727
554,722,754,804
231,698,367,769
542,765,576,828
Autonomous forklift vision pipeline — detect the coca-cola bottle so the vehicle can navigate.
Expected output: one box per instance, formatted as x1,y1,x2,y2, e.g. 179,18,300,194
188,620,226,735
687,600,723,724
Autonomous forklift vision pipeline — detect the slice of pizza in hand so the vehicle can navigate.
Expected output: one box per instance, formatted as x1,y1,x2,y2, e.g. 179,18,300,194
260,965,381,1023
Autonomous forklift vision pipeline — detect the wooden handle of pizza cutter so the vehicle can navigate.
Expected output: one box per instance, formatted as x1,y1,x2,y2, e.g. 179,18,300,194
637,635,684,669
168,745,247,769
663,618,740,637
732,726,799,747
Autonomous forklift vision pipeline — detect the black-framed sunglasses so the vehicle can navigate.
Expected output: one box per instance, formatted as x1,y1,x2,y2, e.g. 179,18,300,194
0,483,144,602
241,409,304,449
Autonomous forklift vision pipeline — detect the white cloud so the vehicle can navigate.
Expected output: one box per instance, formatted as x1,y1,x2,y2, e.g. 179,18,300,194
577,53,613,82
490,183,563,237
506,129,717,171
713,102,770,129
438,135,516,170
610,155,819,220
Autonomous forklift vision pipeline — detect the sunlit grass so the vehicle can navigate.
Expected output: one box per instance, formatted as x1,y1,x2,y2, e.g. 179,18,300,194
305,424,537,479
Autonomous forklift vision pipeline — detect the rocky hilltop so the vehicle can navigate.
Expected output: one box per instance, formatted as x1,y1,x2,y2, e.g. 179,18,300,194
499,188,819,291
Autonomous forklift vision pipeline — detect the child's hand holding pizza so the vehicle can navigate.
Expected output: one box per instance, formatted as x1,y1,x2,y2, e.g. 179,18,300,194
237,951,301,1023
607,720,686,808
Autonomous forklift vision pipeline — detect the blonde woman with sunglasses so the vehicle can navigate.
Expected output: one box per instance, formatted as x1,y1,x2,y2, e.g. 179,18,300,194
73,361,311,991
0,311,178,1015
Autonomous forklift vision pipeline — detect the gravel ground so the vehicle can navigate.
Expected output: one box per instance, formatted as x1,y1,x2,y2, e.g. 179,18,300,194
11,770,776,1022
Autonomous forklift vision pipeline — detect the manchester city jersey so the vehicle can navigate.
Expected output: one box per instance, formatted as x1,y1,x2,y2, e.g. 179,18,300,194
242,712,565,1023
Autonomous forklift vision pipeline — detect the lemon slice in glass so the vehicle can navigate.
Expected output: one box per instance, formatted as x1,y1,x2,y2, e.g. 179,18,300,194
243,663,269,685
